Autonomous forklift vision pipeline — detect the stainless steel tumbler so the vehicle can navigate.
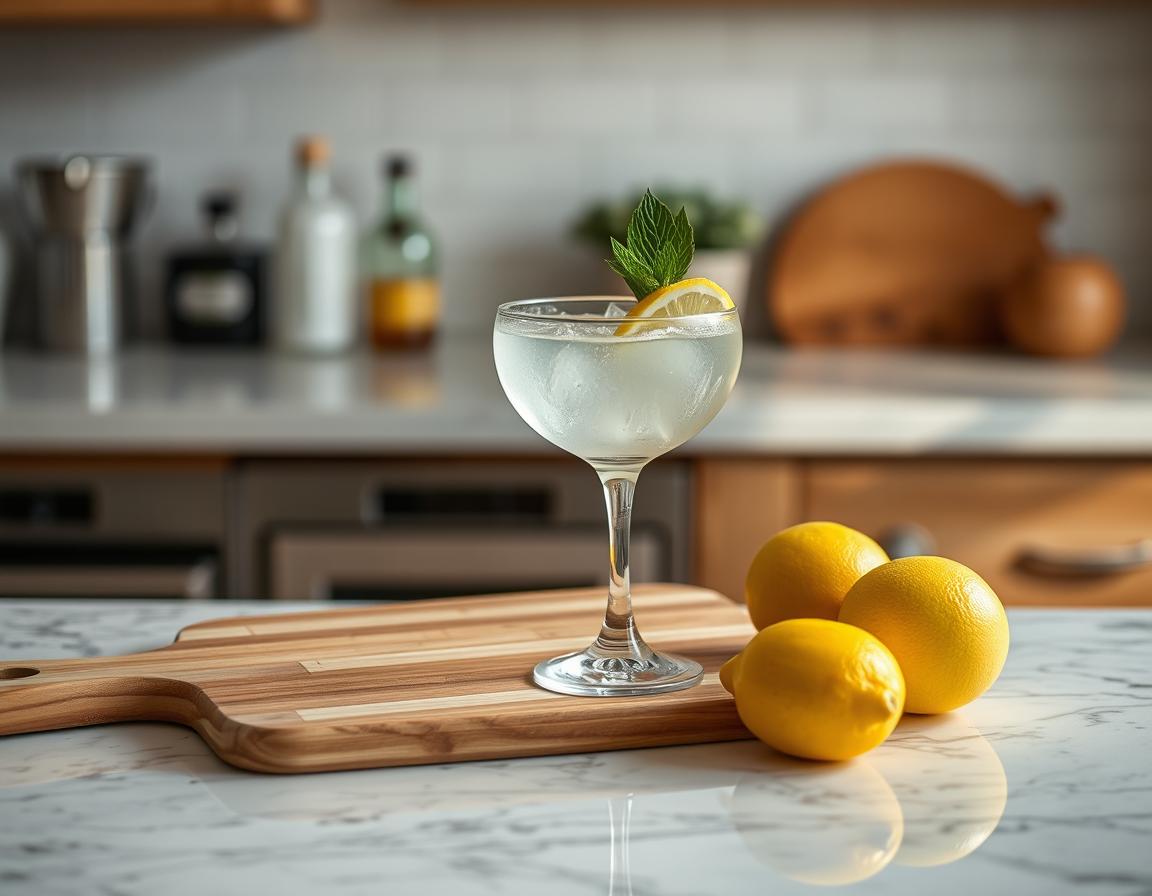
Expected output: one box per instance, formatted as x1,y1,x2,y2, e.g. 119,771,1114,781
17,155,152,354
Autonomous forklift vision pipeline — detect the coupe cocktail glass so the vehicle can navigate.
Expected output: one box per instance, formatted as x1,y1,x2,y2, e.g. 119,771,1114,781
494,297,742,696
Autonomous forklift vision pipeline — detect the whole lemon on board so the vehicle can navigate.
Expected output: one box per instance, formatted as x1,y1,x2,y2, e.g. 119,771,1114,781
839,556,1010,715
745,522,889,629
722,618,905,762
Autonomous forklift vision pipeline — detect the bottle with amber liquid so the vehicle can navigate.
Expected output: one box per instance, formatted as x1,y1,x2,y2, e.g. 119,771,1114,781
362,155,439,349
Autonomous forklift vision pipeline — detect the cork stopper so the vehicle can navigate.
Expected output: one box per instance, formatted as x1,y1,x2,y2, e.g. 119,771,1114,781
296,136,330,167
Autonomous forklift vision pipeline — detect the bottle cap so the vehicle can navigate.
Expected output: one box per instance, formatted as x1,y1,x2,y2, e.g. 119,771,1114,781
202,190,239,242
386,154,412,179
297,136,331,167
203,190,237,220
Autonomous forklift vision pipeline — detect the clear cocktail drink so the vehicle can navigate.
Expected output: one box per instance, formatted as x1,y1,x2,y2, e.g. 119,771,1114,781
494,305,740,472
494,297,742,696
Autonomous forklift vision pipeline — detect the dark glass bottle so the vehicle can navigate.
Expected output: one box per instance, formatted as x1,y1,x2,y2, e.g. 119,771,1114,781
361,155,440,350
165,192,266,346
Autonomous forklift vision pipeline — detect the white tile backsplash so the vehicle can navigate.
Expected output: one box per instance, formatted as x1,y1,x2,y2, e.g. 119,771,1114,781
870,10,1025,71
0,1,1149,339
441,14,592,76
523,81,657,136
671,82,805,134
1019,8,1152,72
814,76,955,131
731,10,875,73
957,76,1152,135
387,83,518,137
448,139,588,202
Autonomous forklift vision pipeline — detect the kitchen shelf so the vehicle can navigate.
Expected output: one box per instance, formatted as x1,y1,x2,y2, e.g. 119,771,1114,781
0,0,314,25
412,0,1145,5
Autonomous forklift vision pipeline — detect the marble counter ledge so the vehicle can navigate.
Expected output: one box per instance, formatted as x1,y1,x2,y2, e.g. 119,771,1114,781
0,340,1150,455
1,599,1150,896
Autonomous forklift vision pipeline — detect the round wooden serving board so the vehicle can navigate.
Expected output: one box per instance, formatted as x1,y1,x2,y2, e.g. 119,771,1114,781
769,160,1057,347
0,585,755,774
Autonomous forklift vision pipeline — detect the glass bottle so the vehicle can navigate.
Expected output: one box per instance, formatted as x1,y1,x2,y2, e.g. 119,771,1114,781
362,155,439,350
165,191,266,346
273,136,357,354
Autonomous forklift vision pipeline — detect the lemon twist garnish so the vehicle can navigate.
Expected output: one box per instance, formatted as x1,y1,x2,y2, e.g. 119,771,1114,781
614,277,734,336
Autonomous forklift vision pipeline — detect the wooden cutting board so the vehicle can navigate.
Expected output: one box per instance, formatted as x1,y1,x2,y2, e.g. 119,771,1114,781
0,585,755,773
769,159,1057,347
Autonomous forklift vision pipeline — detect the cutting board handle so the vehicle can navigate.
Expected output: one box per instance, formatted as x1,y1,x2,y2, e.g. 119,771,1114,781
0,653,200,737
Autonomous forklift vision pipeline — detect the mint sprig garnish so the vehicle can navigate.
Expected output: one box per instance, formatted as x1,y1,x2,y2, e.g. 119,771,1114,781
606,189,695,300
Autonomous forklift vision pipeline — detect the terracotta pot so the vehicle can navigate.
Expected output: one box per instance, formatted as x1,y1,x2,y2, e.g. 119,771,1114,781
597,248,754,317
1000,255,1125,359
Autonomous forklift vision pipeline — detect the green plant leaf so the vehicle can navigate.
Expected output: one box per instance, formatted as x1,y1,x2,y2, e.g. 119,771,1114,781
608,237,659,298
607,262,658,299
607,259,659,300
609,236,650,281
651,242,680,285
605,189,696,299
627,190,675,264
669,208,693,281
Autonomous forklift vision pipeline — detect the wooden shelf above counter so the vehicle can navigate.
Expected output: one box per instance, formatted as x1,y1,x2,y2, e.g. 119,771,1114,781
0,0,1136,22
405,0,1145,6
0,0,314,25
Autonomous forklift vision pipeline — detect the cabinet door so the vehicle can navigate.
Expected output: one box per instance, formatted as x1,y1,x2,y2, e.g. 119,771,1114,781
267,528,664,601
807,461,1152,606
694,460,801,603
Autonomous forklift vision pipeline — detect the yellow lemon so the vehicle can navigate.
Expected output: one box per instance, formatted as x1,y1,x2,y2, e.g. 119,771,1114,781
745,521,889,630
839,556,1010,715
725,618,905,761
613,277,734,336
719,653,740,694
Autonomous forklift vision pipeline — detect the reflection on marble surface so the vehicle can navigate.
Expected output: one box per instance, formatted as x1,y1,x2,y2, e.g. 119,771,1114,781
871,715,1008,868
729,756,904,885
1,602,1151,896
1,341,1150,453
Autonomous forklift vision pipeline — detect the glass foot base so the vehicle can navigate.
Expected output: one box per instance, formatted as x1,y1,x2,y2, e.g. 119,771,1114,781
533,647,703,697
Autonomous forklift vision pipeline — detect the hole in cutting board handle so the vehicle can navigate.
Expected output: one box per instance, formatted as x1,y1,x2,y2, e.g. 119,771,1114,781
0,667,39,679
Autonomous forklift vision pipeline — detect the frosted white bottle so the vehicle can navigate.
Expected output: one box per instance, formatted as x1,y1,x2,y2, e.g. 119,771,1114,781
274,137,357,353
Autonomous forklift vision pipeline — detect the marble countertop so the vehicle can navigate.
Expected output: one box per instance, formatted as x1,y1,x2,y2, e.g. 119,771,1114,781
1,339,1150,455
1,600,1150,895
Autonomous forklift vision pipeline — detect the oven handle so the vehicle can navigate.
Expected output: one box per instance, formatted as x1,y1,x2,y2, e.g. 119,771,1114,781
1016,539,1152,578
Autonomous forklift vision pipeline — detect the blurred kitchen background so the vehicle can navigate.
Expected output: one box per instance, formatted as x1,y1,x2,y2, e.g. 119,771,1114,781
0,0,1149,605
2,1,1151,336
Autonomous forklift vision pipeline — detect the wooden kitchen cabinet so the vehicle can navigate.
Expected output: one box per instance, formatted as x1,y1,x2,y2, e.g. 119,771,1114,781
694,458,1152,607
806,460,1152,607
694,459,801,603
0,0,313,24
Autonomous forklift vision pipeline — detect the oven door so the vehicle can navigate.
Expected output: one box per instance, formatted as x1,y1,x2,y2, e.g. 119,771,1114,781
266,527,664,601
0,542,219,599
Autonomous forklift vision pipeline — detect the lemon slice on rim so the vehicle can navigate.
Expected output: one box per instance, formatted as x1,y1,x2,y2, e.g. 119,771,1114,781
614,277,735,336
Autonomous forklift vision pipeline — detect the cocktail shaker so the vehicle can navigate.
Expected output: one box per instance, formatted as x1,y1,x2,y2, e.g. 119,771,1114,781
17,155,152,354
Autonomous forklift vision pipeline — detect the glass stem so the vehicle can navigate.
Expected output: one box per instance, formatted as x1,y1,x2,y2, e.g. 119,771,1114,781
594,474,653,663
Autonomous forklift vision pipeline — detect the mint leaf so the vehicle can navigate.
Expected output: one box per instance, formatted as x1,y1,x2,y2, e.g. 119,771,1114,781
605,189,695,299
608,237,659,298
651,242,681,285
609,236,643,272
669,208,693,280
627,190,676,263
